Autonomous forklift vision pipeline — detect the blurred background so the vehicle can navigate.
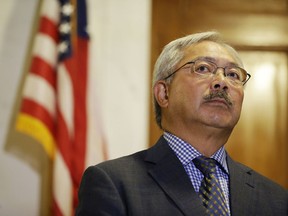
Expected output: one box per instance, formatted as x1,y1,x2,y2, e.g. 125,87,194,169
0,0,287,215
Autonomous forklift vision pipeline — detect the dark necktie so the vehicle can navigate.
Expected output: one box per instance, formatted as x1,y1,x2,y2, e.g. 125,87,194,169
193,156,229,216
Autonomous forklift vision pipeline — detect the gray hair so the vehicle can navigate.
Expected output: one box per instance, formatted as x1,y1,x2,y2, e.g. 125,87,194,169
152,31,243,129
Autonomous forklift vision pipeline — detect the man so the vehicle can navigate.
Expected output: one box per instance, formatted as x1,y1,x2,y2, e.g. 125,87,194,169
76,32,288,215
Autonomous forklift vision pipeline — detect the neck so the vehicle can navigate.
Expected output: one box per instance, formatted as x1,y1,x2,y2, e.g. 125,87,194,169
163,123,232,157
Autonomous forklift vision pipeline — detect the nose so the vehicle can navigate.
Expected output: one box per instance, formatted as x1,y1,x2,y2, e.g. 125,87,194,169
211,68,228,91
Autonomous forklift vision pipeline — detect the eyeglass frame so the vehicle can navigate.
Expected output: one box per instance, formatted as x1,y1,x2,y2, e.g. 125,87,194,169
163,58,251,86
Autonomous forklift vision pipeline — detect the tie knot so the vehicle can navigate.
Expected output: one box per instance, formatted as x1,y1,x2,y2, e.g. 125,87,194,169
193,156,217,176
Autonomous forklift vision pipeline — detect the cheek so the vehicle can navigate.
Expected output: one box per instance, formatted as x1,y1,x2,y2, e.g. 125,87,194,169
231,89,244,112
174,81,200,100
168,76,207,109
169,82,197,109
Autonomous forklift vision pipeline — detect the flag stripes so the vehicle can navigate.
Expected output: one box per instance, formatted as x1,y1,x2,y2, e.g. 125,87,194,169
34,33,58,66
30,56,56,87
23,74,56,116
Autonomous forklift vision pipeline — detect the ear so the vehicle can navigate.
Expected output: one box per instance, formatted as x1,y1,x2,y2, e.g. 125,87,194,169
153,81,169,108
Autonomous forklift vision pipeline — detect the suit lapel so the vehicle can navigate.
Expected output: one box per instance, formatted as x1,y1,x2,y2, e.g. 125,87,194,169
227,155,256,216
145,137,206,216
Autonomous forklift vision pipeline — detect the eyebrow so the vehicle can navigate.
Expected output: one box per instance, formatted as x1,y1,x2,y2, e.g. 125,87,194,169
196,56,216,62
195,56,240,67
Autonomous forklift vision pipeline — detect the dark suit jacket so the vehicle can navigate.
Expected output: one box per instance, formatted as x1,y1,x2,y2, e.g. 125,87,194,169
76,136,288,216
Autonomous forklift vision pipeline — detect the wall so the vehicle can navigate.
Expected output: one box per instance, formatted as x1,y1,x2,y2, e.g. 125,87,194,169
0,0,151,215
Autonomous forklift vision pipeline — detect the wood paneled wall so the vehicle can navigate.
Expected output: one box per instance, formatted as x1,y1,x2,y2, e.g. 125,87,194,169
149,0,288,188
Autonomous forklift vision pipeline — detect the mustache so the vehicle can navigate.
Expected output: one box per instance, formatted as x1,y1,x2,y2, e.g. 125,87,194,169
203,90,233,106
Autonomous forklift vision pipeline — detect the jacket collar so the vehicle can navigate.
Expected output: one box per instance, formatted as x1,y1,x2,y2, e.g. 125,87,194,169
145,136,206,215
227,155,255,216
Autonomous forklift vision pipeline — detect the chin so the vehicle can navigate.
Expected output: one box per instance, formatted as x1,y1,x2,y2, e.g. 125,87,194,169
204,115,237,129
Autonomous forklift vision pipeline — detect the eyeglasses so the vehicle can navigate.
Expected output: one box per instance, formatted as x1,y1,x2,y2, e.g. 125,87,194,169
163,58,251,86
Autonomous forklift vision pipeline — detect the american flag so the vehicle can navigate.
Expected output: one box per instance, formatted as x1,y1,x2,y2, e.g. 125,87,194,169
15,0,107,215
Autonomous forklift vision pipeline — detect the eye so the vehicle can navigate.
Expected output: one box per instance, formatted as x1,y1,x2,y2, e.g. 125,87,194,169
194,61,214,74
226,68,241,80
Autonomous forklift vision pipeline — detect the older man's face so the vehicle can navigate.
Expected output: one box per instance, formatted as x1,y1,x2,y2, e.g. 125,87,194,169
163,41,244,131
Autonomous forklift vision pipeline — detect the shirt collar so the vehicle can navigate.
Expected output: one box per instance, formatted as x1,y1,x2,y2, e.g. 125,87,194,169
163,131,229,174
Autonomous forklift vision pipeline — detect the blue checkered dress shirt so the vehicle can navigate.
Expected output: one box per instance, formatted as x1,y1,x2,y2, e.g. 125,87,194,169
164,132,231,215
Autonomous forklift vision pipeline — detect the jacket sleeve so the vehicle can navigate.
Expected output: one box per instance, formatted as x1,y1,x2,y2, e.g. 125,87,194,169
76,165,126,216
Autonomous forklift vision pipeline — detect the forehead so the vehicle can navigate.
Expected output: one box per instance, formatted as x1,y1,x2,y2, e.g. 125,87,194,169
182,41,239,65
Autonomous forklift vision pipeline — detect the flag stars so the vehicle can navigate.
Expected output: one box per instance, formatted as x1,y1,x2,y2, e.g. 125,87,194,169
58,41,69,54
59,22,71,34
61,3,74,16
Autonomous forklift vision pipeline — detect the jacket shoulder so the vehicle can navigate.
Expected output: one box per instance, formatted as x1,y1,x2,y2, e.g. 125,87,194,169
235,160,287,193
